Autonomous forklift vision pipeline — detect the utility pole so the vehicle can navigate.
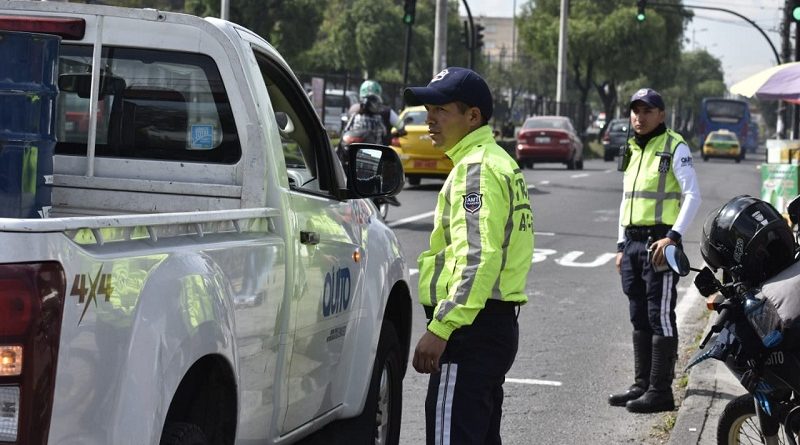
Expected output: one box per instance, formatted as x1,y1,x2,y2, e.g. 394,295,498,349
555,0,568,116
461,0,475,69
782,0,791,138
433,0,448,76
220,0,229,20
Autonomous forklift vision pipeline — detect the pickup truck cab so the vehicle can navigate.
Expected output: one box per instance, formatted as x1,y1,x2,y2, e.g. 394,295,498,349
0,3,411,444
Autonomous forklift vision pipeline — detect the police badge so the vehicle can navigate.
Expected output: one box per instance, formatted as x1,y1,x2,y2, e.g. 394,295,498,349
463,192,483,213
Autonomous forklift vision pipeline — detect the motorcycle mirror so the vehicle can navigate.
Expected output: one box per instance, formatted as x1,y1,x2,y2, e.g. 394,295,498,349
787,195,800,226
694,267,722,297
664,245,691,276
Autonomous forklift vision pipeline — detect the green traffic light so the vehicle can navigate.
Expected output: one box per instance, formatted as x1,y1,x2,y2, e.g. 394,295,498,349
636,12,646,21
793,7,800,22
403,14,413,25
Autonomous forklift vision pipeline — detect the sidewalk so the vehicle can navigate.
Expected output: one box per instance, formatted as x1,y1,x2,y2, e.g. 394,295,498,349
668,292,747,445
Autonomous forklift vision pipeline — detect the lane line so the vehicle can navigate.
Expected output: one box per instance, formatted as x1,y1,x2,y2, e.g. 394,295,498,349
387,210,435,228
506,378,562,387
570,173,589,178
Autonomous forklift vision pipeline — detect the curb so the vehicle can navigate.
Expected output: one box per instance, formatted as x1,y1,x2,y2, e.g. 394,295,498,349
668,301,747,445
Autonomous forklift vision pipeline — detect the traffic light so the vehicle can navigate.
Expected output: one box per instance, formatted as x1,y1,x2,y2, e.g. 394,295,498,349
474,23,485,49
792,0,800,22
403,0,416,25
636,0,646,22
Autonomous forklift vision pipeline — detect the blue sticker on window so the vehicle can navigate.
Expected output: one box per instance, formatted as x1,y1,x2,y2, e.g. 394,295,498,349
191,124,214,150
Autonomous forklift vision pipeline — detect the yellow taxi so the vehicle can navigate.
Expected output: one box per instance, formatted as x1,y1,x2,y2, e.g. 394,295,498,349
390,106,453,185
702,129,743,163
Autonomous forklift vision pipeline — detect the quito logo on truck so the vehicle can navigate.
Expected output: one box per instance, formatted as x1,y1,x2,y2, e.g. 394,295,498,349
323,267,351,317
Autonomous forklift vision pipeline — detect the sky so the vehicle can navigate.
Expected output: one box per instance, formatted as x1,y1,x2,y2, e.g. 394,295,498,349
462,0,786,89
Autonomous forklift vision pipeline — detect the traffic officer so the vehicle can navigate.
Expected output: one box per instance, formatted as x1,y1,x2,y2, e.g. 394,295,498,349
405,67,534,445
609,88,701,413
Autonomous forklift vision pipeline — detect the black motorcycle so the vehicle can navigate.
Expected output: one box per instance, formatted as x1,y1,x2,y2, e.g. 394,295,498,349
666,195,800,445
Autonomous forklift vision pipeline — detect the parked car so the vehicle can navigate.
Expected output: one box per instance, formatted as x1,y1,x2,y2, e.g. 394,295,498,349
702,129,743,162
390,105,453,185
601,118,630,162
516,115,584,170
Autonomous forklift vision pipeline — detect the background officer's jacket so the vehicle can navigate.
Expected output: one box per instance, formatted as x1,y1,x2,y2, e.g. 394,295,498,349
622,129,685,226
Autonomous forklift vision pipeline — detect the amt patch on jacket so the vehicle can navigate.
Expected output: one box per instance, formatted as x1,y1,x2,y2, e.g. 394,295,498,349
463,192,483,213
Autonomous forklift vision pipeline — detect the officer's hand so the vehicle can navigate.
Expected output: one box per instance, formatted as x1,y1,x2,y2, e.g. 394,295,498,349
651,237,675,266
413,330,447,374
615,252,623,274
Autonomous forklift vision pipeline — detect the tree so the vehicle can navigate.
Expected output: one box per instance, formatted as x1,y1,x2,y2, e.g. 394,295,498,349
517,0,689,136
183,0,325,69
662,49,726,139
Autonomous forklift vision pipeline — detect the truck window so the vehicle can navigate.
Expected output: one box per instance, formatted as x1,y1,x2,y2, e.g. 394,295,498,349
251,51,338,196
55,45,241,164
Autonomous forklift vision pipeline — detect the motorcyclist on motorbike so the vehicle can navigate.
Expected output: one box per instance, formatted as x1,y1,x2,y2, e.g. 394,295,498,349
347,80,399,146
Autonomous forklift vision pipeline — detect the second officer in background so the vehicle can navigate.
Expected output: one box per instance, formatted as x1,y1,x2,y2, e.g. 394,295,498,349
609,88,701,413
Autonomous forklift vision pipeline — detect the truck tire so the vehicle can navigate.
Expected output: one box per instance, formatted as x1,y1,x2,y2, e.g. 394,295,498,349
160,422,208,445
303,322,403,445
349,322,403,444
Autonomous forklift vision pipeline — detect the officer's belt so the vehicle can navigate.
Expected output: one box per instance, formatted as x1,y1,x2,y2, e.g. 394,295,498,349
423,299,519,321
625,224,671,242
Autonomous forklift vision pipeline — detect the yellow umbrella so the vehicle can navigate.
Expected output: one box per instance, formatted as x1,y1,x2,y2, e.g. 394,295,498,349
730,61,800,100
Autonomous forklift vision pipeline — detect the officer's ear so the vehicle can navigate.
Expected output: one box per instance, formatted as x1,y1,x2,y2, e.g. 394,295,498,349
467,106,482,127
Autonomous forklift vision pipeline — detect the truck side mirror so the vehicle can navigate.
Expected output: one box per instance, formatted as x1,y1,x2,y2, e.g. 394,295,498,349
346,144,404,198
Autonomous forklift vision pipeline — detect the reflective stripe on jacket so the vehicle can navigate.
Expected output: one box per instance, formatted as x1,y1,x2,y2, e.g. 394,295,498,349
622,129,685,226
418,125,534,340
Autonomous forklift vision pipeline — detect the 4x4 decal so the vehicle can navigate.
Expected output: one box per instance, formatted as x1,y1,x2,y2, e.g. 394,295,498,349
71,266,114,325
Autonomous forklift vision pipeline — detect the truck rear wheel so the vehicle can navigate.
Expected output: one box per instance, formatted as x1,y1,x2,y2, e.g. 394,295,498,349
160,422,208,445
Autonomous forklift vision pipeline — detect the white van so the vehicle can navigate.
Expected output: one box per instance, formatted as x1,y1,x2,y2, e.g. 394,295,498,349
324,89,359,135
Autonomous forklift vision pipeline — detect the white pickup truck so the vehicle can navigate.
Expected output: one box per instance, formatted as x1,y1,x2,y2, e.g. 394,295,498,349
0,3,411,444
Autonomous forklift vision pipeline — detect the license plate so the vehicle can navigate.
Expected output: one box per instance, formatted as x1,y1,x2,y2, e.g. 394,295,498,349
534,136,551,144
414,160,437,169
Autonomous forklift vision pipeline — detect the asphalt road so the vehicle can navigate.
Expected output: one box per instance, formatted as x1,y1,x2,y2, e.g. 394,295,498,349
388,151,764,444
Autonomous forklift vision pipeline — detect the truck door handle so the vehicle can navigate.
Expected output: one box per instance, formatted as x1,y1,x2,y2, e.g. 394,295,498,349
300,231,320,245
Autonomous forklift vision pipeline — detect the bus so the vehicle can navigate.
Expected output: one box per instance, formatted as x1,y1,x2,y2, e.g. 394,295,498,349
697,98,751,148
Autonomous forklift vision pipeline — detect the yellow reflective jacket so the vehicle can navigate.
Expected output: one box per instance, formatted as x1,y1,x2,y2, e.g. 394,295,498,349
622,129,684,226
418,125,534,340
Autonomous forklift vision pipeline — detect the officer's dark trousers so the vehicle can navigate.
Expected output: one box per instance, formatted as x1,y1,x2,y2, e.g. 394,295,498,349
620,239,679,336
425,300,519,445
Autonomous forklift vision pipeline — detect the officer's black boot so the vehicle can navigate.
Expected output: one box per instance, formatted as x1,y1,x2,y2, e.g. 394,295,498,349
626,335,678,413
608,330,651,407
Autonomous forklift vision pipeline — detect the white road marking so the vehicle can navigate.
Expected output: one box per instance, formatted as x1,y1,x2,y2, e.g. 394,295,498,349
570,173,589,178
536,232,555,236
387,210,435,228
506,378,562,387
539,180,550,185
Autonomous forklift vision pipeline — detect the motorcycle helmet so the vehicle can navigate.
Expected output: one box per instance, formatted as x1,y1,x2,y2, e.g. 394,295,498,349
701,195,796,283
359,80,382,101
